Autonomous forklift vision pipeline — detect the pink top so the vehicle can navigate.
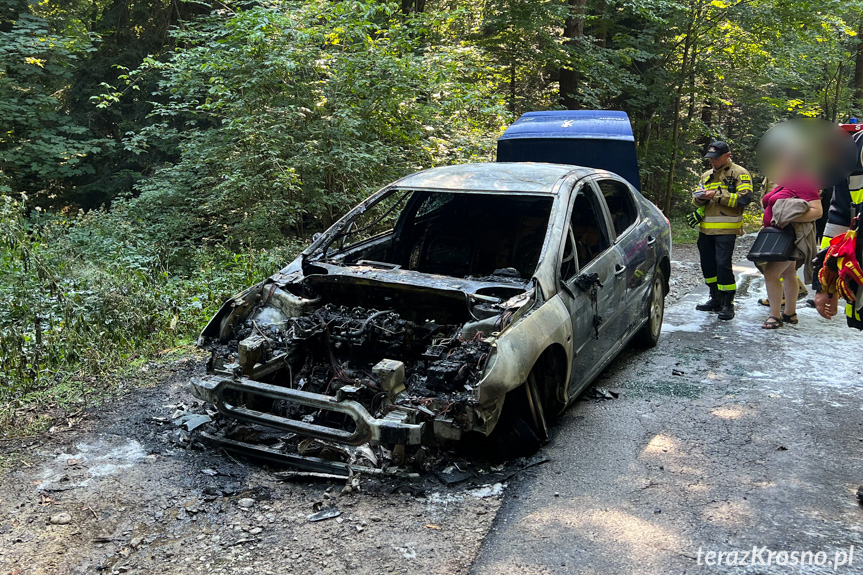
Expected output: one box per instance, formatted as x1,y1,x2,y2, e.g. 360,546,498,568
762,185,820,228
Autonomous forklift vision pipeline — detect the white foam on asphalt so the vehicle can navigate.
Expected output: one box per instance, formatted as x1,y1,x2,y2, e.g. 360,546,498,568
38,436,148,490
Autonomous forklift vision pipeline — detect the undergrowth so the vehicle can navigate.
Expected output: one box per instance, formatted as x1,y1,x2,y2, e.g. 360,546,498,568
0,197,302,435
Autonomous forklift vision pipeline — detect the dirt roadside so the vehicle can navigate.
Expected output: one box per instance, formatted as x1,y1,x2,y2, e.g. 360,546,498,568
0,241,715,575
0,357,518,575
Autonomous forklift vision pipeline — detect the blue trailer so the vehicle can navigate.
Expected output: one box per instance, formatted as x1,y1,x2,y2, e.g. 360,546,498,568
496,110,641,191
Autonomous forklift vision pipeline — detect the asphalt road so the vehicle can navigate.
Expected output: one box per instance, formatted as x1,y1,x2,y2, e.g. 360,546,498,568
472,261,863,575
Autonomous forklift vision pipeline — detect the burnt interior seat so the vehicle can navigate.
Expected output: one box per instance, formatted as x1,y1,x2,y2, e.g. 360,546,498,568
571,225,601,266
570,206,604,267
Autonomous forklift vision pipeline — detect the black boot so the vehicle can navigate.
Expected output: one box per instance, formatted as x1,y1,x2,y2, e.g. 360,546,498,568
718,290,735,320
696,284,721,312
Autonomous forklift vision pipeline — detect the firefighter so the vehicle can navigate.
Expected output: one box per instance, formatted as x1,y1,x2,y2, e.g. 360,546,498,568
689,140,754,320
813,126,863,328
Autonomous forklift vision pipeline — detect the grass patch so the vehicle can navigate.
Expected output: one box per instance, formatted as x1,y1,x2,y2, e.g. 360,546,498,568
671,217,699,244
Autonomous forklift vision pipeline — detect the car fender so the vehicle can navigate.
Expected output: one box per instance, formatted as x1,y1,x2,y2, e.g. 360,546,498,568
476,293,573,410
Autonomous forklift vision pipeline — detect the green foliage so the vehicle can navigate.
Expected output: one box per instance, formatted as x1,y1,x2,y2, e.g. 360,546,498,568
5,0,863,430
104,1,506,248
0,196,301,426
0,10,113,198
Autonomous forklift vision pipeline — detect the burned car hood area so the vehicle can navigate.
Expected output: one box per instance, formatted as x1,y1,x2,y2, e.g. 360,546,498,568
191,162,672,475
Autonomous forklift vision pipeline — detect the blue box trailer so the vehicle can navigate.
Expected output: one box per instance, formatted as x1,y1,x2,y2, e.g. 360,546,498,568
496,110,641,191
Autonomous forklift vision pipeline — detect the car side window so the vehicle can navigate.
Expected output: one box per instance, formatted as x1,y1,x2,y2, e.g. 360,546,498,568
596,178,638,237
565,185,612,273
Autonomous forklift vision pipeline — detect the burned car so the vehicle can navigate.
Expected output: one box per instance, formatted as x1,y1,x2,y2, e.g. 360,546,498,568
191,160,671,472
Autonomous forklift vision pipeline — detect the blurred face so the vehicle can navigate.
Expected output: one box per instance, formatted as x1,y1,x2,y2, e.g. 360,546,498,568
756,118,857,189
709,152,731,170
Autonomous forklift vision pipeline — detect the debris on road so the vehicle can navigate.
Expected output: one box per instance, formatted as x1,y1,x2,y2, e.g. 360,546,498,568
592,387,620,400
175,413,212,431
307,507,341,522
48,512,72,525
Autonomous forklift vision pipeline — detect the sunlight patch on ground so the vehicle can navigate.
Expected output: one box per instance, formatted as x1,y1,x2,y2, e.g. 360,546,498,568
710,405,747,420
643,433,679,455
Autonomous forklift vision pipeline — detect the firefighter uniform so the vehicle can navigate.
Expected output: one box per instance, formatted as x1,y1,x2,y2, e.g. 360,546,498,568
814,128,863,328
694,141,753,320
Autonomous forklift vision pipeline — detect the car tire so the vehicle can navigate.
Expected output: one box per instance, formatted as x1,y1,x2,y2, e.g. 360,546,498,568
524,371,550,441
485,377,547,460
632,266,665,349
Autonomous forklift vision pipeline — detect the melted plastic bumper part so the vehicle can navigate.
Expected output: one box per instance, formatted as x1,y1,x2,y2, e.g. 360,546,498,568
190,376,425,446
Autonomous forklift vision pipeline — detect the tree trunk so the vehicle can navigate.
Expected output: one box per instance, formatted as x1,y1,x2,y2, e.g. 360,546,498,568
833,62,844,123
592,1,608,49
855,19,863,114
509,61,517,118
662,23,694,215
559,0,586,109
400,0,426,14
695,100,713,148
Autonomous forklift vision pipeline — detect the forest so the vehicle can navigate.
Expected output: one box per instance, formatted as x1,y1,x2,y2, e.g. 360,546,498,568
1,0,862,431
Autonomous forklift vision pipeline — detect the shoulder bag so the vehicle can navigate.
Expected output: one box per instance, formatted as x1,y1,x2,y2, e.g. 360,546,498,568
746,225,795,262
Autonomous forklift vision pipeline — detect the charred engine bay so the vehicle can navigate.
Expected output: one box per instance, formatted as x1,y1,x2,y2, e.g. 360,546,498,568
200,294,499,469
229,302,491,398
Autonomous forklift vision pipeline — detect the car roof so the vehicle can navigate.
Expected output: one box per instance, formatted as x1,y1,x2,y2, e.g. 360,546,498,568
391,162,597,195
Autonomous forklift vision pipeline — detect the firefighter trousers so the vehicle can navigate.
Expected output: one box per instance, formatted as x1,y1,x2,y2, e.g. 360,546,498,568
697,233,737,291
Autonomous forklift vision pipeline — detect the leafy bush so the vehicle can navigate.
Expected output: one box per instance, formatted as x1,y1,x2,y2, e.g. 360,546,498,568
0,196,301,428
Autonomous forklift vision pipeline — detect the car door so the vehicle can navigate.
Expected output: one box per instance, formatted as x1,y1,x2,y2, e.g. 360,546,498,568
558,181,625,396
594,176,657,336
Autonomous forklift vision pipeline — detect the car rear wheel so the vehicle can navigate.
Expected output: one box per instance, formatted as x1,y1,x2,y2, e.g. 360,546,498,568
632,267,665,349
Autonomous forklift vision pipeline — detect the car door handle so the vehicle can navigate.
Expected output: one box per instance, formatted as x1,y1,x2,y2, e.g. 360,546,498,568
647,235,656,246
615,264,627,275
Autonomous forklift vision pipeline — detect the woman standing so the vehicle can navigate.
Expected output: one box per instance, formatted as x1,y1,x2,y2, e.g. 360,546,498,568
759,183,822,328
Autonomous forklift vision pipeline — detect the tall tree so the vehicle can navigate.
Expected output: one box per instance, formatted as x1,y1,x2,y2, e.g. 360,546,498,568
559,0,585,109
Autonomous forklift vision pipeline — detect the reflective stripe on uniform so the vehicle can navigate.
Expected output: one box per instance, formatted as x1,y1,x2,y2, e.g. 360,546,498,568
705,276,717,284
727,193,738,207
851,188,863,203
847,303,861,322
717,283,737,291
849,174,863,190
823,223,849,242
702,214,741,222
699,221,743,230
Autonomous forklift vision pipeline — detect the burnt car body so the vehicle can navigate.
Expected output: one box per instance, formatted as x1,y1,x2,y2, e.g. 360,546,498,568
191,160,671,469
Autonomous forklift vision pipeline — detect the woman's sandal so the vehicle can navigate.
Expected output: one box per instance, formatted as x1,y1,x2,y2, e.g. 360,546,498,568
780,312,799,325
762,315,783,329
